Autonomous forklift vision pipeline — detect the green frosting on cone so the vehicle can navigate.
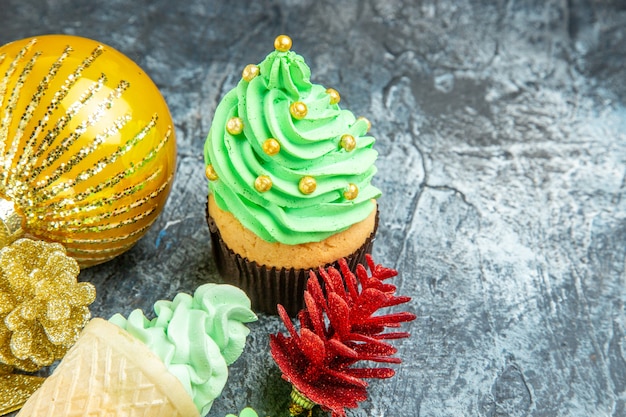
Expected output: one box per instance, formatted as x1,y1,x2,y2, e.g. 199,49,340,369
109,284,257,416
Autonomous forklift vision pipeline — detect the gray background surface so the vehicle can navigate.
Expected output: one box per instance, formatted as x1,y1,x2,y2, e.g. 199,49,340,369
1,1,625,416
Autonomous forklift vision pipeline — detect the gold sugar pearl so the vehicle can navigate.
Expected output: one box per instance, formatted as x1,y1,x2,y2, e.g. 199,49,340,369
254,175,273,192
340,134,356,152
242,64,260,82
326,88,341,105
205,164,218,181
343,183,359,200
357,116,371,132
299,176,317,194
274,35,292,52
262,138,281,156
226,117,244,135
290,101,308,120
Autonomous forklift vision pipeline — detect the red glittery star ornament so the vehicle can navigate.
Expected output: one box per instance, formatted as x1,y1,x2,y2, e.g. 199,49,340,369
270,255,416,417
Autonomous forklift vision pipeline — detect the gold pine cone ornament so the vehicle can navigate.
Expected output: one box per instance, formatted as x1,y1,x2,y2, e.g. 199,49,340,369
0,238,95,372
0,35,177,267
0,238,95,414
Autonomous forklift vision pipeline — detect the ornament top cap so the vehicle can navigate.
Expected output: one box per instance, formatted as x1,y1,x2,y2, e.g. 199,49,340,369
274,35,292,52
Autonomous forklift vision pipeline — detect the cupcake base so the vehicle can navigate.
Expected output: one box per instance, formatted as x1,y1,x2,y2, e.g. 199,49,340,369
207,204,378,316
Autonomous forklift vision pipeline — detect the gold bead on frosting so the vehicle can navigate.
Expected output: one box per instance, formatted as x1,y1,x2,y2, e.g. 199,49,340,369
357,116,372,132
326,88,340,105
274,35,292,52
343,183,359,200
205,164,218,181
299,176,317,194
254,175,273,192
340,134,356,152
226,117,244,135
242,64,260,82
262,138,281,156
290,101,308,120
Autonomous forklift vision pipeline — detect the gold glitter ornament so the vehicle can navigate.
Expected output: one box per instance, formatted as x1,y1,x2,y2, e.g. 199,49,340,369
0,238,95,372
298,176,316,195
290,101,307,120
0,35,176,267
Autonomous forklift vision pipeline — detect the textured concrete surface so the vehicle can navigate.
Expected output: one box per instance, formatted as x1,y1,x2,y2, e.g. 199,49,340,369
1,1,625,416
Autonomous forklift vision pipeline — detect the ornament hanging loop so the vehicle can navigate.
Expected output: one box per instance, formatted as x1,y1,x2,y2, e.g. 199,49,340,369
0,198,24,248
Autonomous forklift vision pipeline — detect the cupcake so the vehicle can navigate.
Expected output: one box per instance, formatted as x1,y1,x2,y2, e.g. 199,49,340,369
204,35,380,315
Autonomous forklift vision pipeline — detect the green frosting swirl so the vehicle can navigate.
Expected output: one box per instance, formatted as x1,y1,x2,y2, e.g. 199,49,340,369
109,284,257,416
204,47,381,244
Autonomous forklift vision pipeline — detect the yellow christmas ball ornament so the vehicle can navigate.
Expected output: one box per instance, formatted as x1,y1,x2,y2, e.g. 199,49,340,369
0,35,176,267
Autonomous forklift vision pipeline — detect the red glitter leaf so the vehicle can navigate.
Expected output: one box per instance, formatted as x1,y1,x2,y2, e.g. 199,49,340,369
326,266,349,301
327,292,350,338
304,291,325,339
277,304,299,342
339,258,359,302
366,254,398,280
372,331,412,340
364,311,418,326
351,288,390,322
345,367,396,379
306,271,328,311
328,338,358,358
300,328,326,366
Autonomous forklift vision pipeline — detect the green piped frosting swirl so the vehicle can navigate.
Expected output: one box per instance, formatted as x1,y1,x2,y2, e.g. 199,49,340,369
109,284,257,416
204,46,380,245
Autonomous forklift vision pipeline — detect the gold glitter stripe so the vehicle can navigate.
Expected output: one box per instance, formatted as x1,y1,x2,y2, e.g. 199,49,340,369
0,38,35,130
54,220,152,245
45,168,163,216
5,46,72,181
67,240,137,255
26,123,172,235
48,177,169,228
67,244,134,262
17,74,107,185
35,112,161,203
25,46,104,161
59,205,158,233
0,51,42,186
13,45,75,177
29,80,130,194
41,119,170,208
34,113,132,195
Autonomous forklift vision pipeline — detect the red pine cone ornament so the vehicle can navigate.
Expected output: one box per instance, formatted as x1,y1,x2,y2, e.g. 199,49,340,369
270,255,417,417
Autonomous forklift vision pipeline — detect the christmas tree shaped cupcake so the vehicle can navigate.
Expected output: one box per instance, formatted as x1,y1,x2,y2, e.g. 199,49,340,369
205,35,380,316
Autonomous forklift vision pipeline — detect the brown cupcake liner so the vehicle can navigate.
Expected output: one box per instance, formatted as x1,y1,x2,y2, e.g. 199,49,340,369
206,202,379,316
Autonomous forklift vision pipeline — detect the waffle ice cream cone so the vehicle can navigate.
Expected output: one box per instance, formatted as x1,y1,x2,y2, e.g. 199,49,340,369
17,318,200,417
